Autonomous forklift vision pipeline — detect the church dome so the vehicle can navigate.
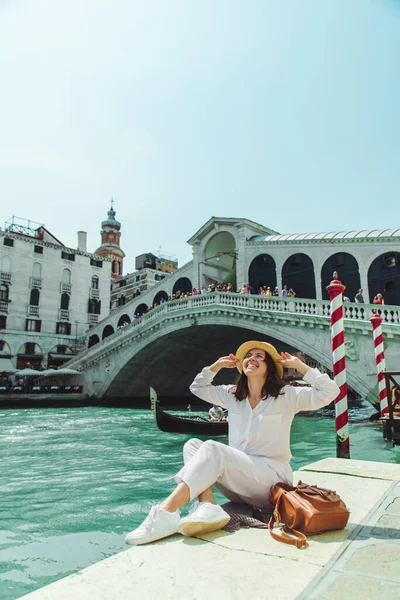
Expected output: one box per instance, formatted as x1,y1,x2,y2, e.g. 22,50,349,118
101,201,121,231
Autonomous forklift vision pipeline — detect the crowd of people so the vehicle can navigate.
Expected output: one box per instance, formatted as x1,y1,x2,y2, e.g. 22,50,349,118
117,284,386,324
126,283,297,321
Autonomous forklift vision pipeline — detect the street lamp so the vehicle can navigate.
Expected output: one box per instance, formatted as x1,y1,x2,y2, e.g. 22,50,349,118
197,250,237,288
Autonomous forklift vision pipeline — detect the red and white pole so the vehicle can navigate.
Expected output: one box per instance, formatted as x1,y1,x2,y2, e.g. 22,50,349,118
370,313,388,418
326,273,350,459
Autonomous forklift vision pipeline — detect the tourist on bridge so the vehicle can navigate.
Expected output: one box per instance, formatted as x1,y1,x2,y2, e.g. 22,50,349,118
373,293,385,305
354,288,364,303
281,285,289,297
125,341,339,546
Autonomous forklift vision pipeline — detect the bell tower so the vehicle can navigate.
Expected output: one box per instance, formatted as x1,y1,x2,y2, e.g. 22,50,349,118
95,199,125,279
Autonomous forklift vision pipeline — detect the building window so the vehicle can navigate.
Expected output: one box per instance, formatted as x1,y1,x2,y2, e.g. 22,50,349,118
25,342,36,354
3,238,14,247
0,284,9,301
34,245,43,254
91,275,99,290
26,319,41,332
56,322,71,335
61,251,75,261
60,293,70,310
88,299,101,314
0,317,6,330
90,258,103,267
29,288,40,306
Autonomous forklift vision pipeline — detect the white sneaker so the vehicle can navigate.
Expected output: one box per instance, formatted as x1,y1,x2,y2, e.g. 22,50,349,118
179,502,231,537
125,505,181,546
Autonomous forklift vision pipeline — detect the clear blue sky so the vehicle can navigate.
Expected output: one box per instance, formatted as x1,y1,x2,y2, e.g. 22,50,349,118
0,0,399,270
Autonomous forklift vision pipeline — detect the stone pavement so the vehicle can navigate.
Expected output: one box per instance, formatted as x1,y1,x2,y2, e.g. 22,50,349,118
21,458,400,600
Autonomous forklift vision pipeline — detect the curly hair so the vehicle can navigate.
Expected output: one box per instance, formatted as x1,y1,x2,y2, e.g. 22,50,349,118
233,351,285,401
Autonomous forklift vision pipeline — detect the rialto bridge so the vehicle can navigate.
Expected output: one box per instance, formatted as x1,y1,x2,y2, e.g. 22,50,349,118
67,217,400,405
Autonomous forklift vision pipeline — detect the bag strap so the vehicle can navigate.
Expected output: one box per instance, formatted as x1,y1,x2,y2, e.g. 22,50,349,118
268,499,307,549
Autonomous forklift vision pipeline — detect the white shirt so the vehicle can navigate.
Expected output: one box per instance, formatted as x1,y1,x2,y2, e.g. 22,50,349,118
190,368,339,465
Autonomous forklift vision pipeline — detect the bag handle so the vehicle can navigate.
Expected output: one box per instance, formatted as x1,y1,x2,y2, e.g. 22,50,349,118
268,499,307,549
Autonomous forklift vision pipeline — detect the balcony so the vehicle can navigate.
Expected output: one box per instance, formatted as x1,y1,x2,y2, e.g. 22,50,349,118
30,277,42,289
90,288,100,299
60,283,72,293
58,309,70,321
0,301,8,313
28,305,40,315
0,272,11,284
88,314,99,324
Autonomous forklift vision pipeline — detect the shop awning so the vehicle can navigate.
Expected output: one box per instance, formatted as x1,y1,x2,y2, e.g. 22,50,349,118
0,357,16,373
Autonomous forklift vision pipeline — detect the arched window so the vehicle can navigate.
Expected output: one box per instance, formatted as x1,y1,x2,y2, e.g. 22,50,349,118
118,314,131,327
281,254,316,299
368,252,400,305
32,262,42,279
1,256,11,273
102,325,114,339
62,269,71,284
91,275,99,289
153,291,168,305
113,261,118,274
172,278,192,295
29,288,40,306
321,253,361,301
248,254,277,293
88,334,100,348
60,293,70,310
0,284,9,301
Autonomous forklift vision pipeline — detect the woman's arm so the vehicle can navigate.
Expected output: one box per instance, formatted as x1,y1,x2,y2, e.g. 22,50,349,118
189,355,238,409
278,353,339,413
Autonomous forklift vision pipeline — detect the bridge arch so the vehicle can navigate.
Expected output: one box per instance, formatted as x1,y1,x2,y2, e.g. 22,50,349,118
282,253,316,298
102,325,115,340
153,290,168,306
321,253,361,301
203,231,237,288
117,314,131,327
248,254,276,293
88,334,100,348
134,303,148,317
368,251,400,305
173,277,192,295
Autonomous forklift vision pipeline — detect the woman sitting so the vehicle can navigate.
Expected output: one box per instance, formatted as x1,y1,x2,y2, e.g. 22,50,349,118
125,341,339,545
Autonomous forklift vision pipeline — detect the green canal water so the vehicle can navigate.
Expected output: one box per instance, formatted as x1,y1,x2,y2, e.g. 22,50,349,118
1,406,399,600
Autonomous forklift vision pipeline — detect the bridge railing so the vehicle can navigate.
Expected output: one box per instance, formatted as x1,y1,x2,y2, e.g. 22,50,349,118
72,292,400,366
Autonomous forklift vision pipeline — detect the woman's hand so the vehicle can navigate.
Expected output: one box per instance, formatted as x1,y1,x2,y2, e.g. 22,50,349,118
277,352,310,376
209,354,239,373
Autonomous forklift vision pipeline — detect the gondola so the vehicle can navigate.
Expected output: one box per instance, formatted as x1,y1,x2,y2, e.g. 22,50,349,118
150,387,228,436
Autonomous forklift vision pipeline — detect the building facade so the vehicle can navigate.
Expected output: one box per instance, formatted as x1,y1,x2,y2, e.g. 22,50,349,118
0,217,112,369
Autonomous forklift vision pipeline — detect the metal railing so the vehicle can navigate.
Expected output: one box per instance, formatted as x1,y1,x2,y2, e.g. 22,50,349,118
89,288,100,299
89,314,99,324
58,309,70,321
0,300,8,313
60,283,72,293
0,272,11,283
30,277,42,289
28,305,40,315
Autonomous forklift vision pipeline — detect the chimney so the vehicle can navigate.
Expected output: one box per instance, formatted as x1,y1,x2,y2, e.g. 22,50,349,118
77,231,87,252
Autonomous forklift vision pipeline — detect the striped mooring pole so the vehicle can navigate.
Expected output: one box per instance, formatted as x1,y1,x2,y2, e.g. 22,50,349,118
370,313,388,418
326,272,350,458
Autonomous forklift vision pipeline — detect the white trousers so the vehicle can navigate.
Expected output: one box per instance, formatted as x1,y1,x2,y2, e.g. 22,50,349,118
174,438,292,509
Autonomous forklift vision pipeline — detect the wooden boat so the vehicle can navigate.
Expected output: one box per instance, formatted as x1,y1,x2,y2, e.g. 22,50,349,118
150,387,228,436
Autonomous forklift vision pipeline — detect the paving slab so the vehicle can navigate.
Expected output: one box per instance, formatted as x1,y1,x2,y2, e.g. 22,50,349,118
300,457,400,480
20,459,400,600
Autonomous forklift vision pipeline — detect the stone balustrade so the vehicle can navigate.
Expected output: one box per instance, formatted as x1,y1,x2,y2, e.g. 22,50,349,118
69,293,400,368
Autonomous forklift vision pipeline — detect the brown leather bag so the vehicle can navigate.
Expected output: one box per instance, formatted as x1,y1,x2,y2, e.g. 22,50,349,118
268,480,350,548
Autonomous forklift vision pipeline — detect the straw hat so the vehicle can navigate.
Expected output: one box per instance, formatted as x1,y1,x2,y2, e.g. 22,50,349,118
235,340,283,378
